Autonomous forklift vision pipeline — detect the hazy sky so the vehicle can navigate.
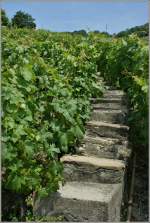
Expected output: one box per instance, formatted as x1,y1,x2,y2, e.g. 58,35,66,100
1,0,148,34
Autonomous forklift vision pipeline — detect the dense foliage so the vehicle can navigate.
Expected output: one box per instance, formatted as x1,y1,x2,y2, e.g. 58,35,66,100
2,28,104,220
2,28,148,220
95,35,148,146
11,11,36,28
116,23,149,37
1,9,10,27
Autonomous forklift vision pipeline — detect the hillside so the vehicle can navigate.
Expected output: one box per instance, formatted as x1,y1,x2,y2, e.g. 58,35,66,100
116,23,149,37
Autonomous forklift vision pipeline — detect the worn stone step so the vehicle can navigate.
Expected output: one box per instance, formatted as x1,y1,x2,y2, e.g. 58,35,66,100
103,91,125,101
34,181,123,222
83,135,128,145
86,121,129,139
92,102,127,110
77,136,131,160
91,97,127,104
61,155,125,184
77,144,131,161
91,109,127,124
104,90,125,96
92,90,125,100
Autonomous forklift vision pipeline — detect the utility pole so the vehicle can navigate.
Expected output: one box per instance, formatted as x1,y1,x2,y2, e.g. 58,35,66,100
106,24,108,33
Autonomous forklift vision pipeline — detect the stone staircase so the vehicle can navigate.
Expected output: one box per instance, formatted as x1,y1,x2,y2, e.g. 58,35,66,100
34,90,131,222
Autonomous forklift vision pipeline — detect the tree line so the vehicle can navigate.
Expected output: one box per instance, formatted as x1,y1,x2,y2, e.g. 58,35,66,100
1,9,36,28
116,23,148,37
1,8,148,37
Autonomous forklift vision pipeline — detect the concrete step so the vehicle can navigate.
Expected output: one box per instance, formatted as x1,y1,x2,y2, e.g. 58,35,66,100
34,181,123,222
61,155,125,184
86,121,129,139
91,109,127,124
77,136,131,160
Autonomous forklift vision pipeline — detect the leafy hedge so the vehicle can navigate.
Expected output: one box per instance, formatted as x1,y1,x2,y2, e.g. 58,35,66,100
95,35,148,146
2,28,104,217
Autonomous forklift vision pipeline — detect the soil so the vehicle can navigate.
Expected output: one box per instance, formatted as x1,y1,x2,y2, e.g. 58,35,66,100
131,147,149,222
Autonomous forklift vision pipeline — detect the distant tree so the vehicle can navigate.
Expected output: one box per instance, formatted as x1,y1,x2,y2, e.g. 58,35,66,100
11,11,36,28
72,30,87,36
1,9,10,26
100,31,111,36
93,30,100,34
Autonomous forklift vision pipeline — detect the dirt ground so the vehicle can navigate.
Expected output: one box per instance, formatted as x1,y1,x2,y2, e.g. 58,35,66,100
131,148,149,222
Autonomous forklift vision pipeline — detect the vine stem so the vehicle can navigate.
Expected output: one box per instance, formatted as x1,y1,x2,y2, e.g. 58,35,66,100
127,153,136,222
32,191,36,214
20,196,26,221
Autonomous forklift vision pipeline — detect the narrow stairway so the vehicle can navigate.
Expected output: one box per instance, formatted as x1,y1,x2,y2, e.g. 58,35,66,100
34,90,131,222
